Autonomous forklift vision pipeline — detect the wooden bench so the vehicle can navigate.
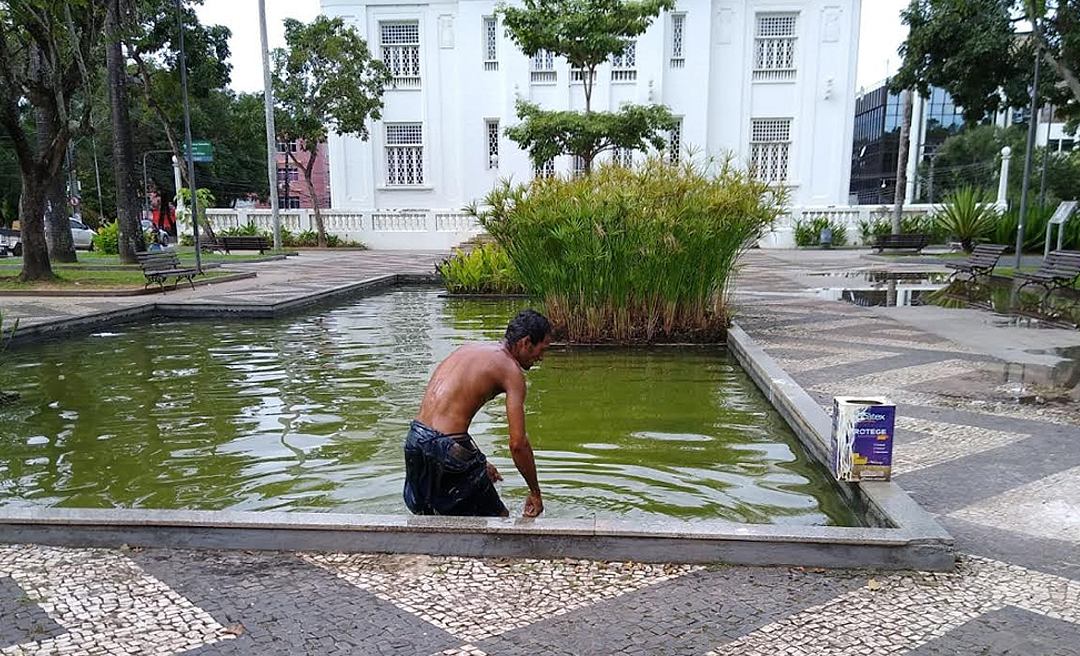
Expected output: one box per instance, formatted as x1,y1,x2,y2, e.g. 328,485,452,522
945,243,1010,283
220,235,269,254
197,234,224,253
873,233,932,253
1014,250,1080,303
137,251,200,292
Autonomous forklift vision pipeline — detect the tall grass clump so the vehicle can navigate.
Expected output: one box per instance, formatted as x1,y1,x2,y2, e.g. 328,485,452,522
468,156,785,343
934,187,998,252
438,243,525,294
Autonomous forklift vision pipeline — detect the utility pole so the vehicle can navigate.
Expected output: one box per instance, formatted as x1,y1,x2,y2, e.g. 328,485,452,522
175,0,202,273
1015,47,1041,270
258,0,282,250
67,141,81,224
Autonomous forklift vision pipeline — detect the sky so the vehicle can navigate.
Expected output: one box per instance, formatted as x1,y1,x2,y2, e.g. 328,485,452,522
197,0,909,94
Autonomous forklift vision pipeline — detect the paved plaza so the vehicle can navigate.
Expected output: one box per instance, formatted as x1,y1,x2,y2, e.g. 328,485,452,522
2,249,1080,655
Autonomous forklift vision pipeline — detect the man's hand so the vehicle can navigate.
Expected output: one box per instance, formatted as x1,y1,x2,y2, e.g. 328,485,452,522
523,491,544,518
486,462,503,483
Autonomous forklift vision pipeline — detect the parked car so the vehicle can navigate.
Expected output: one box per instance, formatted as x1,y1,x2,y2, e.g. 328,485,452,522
0,227,20,257
68,219,96,250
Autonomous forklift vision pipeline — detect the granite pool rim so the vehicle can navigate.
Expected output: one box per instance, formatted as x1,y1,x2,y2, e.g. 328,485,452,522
0,275,956,570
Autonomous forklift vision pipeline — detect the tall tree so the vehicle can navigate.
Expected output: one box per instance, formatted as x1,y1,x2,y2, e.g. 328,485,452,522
498,0,678,172
34,101,76,261
105,0,145,262
272,16,390,247
893,0,1075,123
0,0,104,281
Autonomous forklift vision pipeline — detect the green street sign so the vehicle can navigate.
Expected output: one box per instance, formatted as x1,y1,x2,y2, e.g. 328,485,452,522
182,141,214,162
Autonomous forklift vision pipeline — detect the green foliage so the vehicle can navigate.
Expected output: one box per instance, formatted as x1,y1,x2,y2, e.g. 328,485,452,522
175,188,216,234
468,156,785,343
499,0,674,74
892,0,1077,123
92,221,121,255
506,100,678,171
220,222,268,237
934,187,999,252
794,217,848,247
437,244,525,294
994,203,1073,251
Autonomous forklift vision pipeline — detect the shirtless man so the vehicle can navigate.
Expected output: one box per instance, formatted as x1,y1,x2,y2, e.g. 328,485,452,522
404,310,552,518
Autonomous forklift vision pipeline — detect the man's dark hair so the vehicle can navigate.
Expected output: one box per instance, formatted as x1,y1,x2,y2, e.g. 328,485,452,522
505,310,552,346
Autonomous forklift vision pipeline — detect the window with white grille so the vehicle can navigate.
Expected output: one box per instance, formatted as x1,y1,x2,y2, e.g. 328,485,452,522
380,22,421,88
611,41,636,82
531,50,556,84
754,14,797,82
535,158,556,179
613,147,633,168
486,119,499,169
667,119,683,163
570,66,595,83
286,197,302,209
670,13,686,68
572,155,587,176
750,118,792,183
385,123,424,186
483,16,498,71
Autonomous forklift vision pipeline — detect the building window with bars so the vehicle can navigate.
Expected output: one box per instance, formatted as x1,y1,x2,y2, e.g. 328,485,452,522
380,21,421,88
569,66,595,83
486,120,499,169
535,158,556,179
754,14,798,82
287,167,300,181
670,13,685,68
286,197,302,209
667,119,683,163
531,49,556,84
483,16,498,71
385,123,424,186
613,147,633,168
572,155,587,176
750,118,792,184
276,140,297,153
610,41,636,82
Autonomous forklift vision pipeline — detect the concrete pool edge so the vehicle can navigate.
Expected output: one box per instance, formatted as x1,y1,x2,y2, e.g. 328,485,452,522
0,279,955,571
726,323,955,566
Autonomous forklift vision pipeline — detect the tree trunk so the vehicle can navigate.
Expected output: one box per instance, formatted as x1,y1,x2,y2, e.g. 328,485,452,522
33,61,76,263
106,0,145,263
892,89,913,235
18,172,54,282
293,149,326,248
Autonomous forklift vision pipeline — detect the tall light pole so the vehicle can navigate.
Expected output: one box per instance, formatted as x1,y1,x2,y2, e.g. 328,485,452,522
174,0,202,273
1015,46,1041,270
259,0,282,250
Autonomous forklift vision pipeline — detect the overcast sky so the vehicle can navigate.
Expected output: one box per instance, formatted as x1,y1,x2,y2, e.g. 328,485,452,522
196,0,909,94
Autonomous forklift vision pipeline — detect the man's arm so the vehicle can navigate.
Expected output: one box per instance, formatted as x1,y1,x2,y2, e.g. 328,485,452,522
504,367,543,517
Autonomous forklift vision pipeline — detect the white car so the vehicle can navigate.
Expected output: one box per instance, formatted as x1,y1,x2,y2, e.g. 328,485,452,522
69,219,96,250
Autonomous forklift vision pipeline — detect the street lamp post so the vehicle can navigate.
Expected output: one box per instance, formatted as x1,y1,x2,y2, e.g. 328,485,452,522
1015,46,1042,270
174,0,202,273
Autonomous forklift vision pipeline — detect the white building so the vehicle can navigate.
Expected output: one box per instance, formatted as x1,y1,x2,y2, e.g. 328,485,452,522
320,0,862,234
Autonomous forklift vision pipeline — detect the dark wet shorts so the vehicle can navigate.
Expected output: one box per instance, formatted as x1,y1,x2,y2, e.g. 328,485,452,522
403,420,508,517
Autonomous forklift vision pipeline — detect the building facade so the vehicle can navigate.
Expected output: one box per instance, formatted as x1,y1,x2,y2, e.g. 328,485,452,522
321,0,862,214
256,140,332,210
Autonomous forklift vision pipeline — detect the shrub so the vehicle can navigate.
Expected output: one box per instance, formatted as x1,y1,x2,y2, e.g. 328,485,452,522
437,244,525,294
469,156,785,343
857,214,947,246
221,222,269,238
934,187,998,252
995,203,1065,252
794,217,848,247
92,220,120,254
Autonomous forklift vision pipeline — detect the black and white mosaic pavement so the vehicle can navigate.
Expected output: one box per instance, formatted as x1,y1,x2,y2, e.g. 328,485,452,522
2,250,1080,654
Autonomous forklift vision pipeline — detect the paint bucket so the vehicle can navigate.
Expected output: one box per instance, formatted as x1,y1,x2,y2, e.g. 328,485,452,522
831,396,895,482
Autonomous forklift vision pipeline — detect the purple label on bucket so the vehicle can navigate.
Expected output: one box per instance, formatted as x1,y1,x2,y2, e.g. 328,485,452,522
849,405,895,467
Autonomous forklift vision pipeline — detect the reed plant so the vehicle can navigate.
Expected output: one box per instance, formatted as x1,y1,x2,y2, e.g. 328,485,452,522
467,156,785,343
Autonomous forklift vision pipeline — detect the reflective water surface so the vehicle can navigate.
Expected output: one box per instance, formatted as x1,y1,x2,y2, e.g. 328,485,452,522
0,290,858,525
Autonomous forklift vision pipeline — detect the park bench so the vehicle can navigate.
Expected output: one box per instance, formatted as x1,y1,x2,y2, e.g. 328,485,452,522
220,235,269,254
872,233,932,253
945,243,1010,283
137,251,200,292
198,234,224,253
1014,250,1080,304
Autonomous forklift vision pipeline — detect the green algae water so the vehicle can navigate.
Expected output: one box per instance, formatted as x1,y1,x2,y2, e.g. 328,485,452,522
0,289,858,525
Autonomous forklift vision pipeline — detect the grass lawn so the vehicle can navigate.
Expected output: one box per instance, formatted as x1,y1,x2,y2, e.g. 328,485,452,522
0,269,234,291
